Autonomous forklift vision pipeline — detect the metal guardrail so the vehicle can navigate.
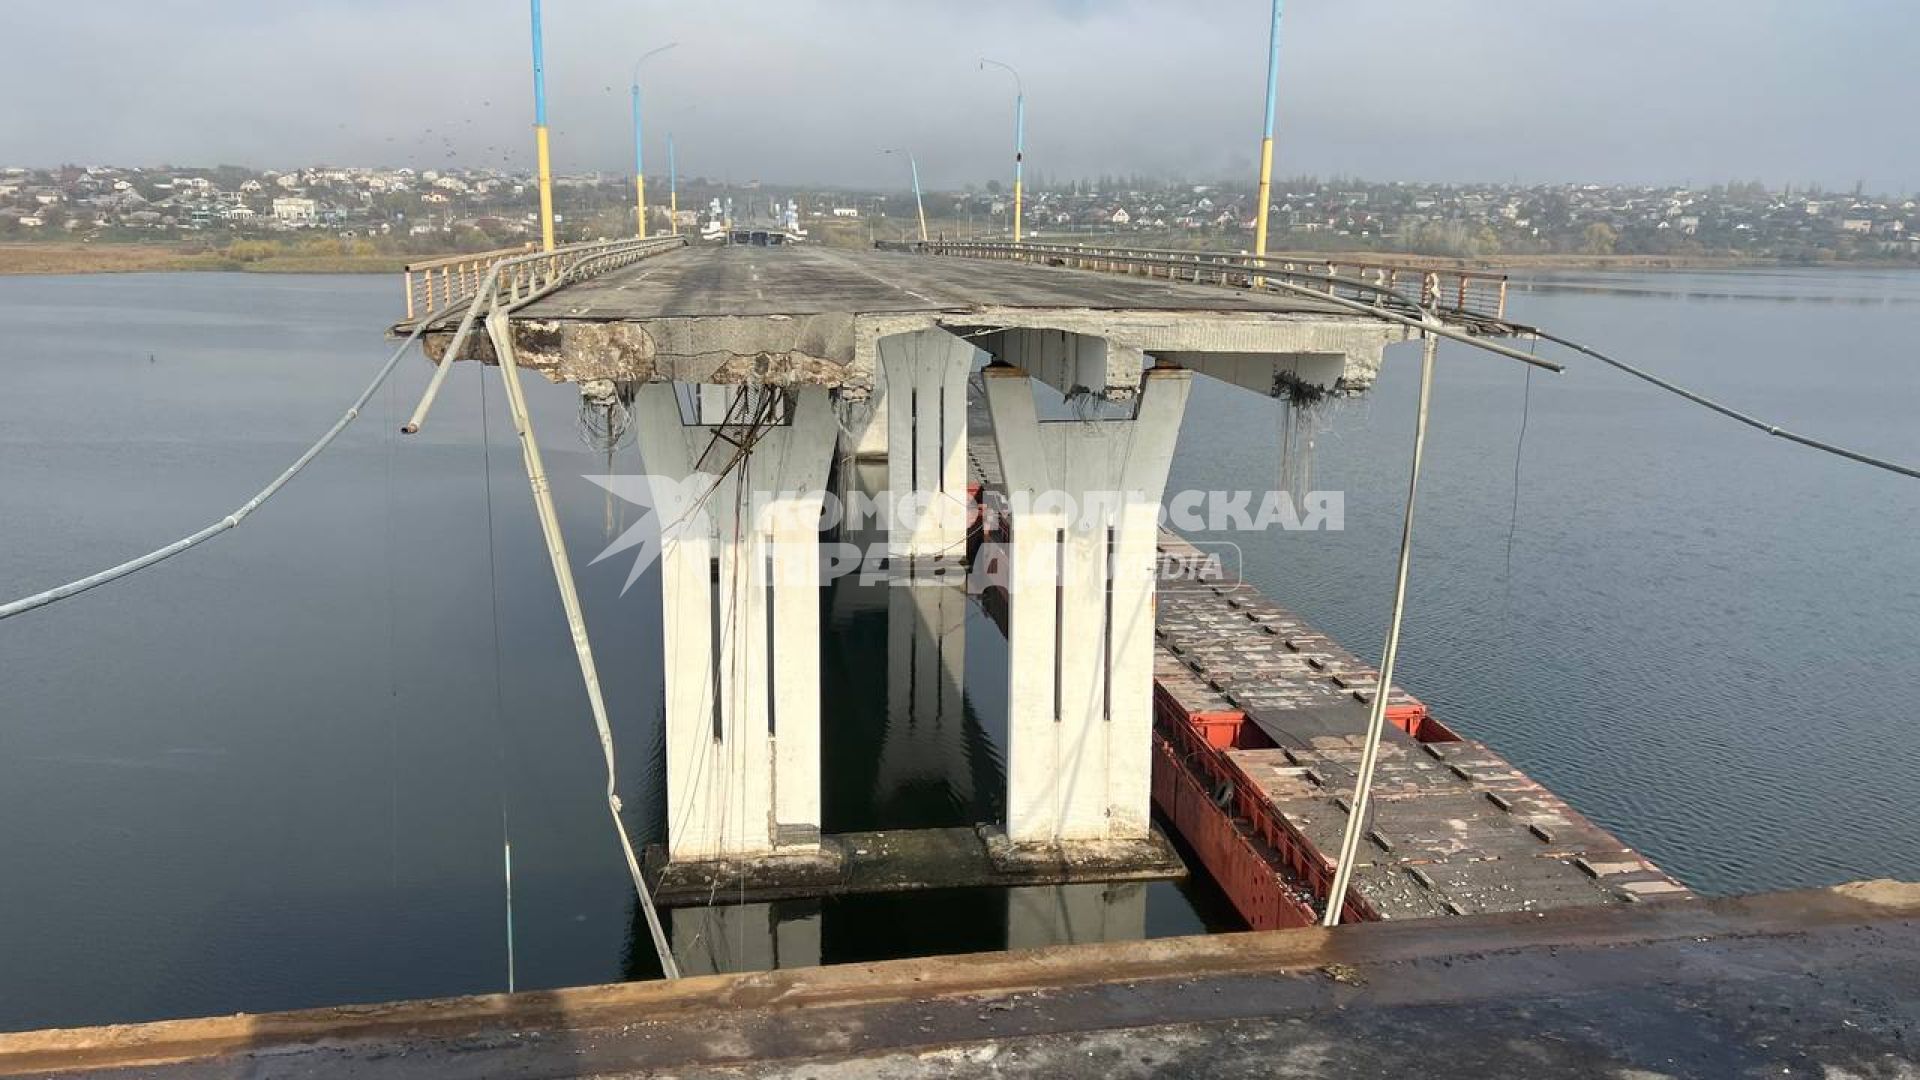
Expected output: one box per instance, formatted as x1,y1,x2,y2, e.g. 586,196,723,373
403,245,536,321
400,234,688,432
1261,252,1506,319
916,240,1509,323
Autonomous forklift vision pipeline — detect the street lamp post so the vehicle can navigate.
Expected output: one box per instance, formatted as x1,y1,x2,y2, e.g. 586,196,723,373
668,133,679,235
883,148,928,242
979,58,1025,244
530,0,555,250
631,43,677,239
1252,0,1283,272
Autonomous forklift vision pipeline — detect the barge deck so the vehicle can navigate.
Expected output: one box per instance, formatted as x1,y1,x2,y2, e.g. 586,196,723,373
967,411,1688,928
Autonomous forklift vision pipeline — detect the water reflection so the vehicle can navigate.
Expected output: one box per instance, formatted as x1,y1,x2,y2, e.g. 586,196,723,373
670,901,822,977
631,883,1153,979
619,563,1165,979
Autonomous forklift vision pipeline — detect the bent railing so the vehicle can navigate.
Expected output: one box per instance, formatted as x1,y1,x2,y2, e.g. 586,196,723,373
400,234,688,432
403,245,536,321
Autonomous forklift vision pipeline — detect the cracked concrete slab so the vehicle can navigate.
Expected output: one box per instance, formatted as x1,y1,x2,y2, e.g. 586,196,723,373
420,245,1409,396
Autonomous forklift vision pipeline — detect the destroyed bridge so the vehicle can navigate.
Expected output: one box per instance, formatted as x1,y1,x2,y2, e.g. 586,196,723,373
389,236,1563,958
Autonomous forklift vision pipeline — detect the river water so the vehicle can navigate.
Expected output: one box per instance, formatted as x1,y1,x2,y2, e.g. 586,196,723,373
0,267,1916,1030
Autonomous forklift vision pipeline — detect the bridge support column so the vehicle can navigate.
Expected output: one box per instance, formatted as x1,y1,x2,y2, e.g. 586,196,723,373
632,383,837,863
982,364,1192,846
879,329,974,561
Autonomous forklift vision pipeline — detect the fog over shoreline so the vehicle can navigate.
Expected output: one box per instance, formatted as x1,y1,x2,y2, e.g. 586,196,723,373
4,0,1914,192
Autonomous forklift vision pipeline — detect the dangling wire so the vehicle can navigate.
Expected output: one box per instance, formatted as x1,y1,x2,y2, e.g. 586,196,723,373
578,381,637,453
384,341,402,893
1,316,442,621
1274,374,1332,513
483,311,679,980
593,385,639,543
477,360,517,993
1505,342,1536,593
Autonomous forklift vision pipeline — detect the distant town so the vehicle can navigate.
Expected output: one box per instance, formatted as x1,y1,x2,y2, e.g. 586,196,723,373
3,162,1918,266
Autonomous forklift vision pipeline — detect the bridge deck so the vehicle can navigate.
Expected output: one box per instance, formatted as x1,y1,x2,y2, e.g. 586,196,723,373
515,244,1354,322
435,244,1408,393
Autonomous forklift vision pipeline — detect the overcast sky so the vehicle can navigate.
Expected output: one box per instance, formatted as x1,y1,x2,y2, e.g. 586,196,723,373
5,0,1915,193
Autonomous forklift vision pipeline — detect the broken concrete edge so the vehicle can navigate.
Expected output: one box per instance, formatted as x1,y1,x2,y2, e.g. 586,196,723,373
1,881,1912,1077
415,307,1407,398
644,825,1187,909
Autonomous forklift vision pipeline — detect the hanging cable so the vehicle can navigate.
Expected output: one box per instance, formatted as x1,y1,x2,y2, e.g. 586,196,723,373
1505,348,1535,590
483,307,680,980
477,361,519,993
1322,310,1440,928
0,236,685,622
384,338,402,892
938,243,1918,483
1516,324,1920,481
0,313,446,621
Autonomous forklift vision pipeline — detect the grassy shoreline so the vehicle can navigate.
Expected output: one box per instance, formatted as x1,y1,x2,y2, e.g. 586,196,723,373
0,243,411,276
2,240,1910,278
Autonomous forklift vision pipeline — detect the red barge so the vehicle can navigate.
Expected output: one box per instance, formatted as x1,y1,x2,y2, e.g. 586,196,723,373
1148,532,1688,926
969,432,1689,930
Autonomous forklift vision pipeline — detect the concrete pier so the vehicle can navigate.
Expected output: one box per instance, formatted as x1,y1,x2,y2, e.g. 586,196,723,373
630,383,838,861
424,243,1420,878
878,329,974,560
983,364,1191,846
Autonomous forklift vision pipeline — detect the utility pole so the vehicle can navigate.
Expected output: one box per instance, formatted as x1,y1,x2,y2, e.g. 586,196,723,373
1252,0,1283,272
668,133,679,235
981,58,1025,244
530,0,555,250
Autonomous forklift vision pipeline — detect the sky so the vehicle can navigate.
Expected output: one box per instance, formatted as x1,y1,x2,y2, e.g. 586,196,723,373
4,0,1916,193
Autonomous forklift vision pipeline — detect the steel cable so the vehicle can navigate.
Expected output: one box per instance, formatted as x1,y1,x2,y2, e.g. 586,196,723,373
1515,324,1920,481
0,310,446,621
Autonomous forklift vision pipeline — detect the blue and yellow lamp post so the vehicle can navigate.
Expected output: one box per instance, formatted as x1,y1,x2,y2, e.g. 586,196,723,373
979,58,1025,244
668,134,679,235
1252,0,1283,271
530,0,556,250
630,43,677,239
